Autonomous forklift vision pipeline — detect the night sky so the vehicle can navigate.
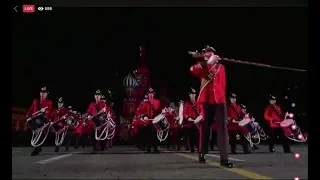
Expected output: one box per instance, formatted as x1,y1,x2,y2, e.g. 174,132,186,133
12,8,308,123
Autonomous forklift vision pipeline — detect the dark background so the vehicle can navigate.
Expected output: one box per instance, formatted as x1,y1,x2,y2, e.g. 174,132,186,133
12,8,308,129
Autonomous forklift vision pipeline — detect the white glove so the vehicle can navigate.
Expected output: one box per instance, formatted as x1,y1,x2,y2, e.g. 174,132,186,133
175,117,180,120
251,118,255,121
26,117,32,122
162,108,167,113
188,118,193,121
40,108,46,113
102,107,106,113
207,55,221,64
143,117,148,120
285,112,289,117
88,115,92,120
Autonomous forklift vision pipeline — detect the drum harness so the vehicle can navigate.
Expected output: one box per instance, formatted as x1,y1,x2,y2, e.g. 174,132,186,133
53,111,69,147
30,100,51,147
149,102,170,142
93,104,115,141
231,104,262,146
270,105,306,143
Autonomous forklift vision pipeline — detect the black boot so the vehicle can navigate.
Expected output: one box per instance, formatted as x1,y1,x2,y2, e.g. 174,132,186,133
30,147,42,156
220,160,234,168
54,146,59,152
269,147,275,152
198,154,206,163
252,145,259,150
153,149,160,154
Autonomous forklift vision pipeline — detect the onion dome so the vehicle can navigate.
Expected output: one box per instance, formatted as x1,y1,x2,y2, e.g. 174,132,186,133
123,74,138,88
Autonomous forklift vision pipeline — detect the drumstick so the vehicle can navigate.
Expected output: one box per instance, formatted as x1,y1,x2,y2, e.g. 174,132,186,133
32,106,48,116
232,120,240,123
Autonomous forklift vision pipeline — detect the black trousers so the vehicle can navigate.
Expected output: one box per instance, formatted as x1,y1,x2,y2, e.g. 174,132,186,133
188,125,199,151
210,130,217,150
91,131,107,150
268,127,291,152
199,103,229,161
55,131,73,150
229,130,250,153
145,124,159,151
177,127,189,150
75,133,90,148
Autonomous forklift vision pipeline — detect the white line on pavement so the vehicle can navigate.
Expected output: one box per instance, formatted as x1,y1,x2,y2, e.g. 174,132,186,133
12,151,20,154
36,152,82,164
206,154,246,162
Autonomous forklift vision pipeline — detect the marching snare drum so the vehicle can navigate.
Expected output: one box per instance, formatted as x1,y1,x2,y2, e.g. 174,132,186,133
280,119,295,136
280,119,306,142
28,114,47,131
238,118,257,136
152,114,170,132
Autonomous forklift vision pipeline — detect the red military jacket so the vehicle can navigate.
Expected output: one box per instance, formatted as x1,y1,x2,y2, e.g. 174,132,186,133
86,101,110,116
26,99,53,120
264,104,283,128
190,62,226,104
183,101,200,128
51,107,69,122
137,99,161,125
165,108,178,129
227,103,244,130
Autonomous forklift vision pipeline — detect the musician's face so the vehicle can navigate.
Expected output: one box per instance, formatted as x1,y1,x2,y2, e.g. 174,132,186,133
148,93,154,100
230,98,236,104
269,99,276,105
58,103,64,108
204,51,214,61
95,94,101,101
189,93,196,100
68,109,73,113
40,92,48,99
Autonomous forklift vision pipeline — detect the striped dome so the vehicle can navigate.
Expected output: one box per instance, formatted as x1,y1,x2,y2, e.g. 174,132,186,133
123,74,138,88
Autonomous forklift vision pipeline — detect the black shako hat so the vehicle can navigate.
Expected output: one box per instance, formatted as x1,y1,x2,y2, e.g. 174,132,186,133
202,45,216,53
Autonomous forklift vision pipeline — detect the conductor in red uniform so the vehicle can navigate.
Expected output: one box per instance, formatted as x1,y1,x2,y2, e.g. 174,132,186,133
226,93,250,154
26,86,53,156
140,87,161,153
182,88,200,153
264,95,292,153
189,46,233,167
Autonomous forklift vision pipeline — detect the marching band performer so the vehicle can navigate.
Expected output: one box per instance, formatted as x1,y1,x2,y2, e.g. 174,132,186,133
240,104,260,150
165,102,179,150
134,94,150,150
26,86,53,156
182,88,200,153
86,89,110,152
139,87,161,153
63,105,80,151
264,95,292,153
189,46,233,167
51,97,69,152
227,93,251,154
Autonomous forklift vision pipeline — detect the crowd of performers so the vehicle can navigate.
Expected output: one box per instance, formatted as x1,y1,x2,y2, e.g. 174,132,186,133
24,45,306,169
26,87,116,156
129,45,306,168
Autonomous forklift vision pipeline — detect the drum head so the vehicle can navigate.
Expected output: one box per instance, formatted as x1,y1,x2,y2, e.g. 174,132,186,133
280,119,294,127
153,114,164,124
194,115,202,124
239,118,251,127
